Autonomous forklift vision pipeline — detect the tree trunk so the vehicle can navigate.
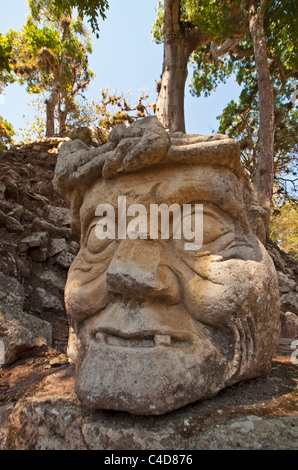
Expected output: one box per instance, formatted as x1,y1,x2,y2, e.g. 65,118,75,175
156,37,191,133
46,18,70,137
58,106,68,134
249,0,275,220
156,0,209,133
46,97,56,136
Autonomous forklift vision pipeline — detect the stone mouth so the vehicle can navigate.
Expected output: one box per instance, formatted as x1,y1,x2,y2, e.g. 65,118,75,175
91,329,192,348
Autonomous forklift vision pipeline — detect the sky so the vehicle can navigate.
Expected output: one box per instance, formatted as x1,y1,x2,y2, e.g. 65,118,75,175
0,0,242,141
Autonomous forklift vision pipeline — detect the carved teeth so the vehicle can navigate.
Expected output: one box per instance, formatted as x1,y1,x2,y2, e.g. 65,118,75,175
94,331,173,347
154,334,171,347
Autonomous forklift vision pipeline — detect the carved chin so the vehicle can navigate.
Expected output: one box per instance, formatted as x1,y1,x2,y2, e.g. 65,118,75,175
75,338,228,415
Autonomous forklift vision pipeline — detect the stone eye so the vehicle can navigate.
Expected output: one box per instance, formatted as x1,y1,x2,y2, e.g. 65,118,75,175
202,213,233,245
85,223,113,254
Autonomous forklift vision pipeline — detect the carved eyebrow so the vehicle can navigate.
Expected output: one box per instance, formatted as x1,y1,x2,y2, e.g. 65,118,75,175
155,179,226,205
155,179,245,222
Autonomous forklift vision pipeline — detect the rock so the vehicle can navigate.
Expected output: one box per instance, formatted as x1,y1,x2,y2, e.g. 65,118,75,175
277,271,297,293
0,273,52,364
192,416,298,450
0,403,14,450
49,354,68,367
15,136,71,151
48,238,68,257
7,205,23,222
0,173,19,201
20,232,49,250
28,247,48,262
56,251,75,269
280,292,298,313
32,218,72,238
5,363,298,450
0,311,52,365
0,181,6,199
43,204,71,227
281,311,298,338
277,337,295,355
0,143,79,358
0,273,24,312
38,269,65,291
68,241,80,255
66,126,108,148
0,210,24,234
36,288,64,313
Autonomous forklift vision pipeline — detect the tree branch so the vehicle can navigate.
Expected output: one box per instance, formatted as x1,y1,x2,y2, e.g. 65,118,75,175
210,37,243,59
184,24,210,53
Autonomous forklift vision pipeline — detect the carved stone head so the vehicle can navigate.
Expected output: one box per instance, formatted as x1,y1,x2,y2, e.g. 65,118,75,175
54,116,280,415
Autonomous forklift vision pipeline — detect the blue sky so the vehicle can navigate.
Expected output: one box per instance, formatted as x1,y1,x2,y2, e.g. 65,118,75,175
0,0,242,141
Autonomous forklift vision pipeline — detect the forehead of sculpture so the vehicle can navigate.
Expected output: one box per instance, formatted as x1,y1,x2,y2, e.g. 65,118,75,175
80,164,248,234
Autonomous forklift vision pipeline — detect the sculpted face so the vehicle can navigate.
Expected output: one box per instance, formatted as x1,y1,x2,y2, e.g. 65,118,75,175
64,163,280,415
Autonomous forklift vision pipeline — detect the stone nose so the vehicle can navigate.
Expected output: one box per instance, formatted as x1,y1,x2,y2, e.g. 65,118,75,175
106,239,181,305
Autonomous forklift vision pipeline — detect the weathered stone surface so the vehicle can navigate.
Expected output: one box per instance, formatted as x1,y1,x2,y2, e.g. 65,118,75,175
66,126,109,148
36,287,64,313
48,238,68,257
281,292,298,313
277,270,297,293
20,231,49,250
56,251,75,269
267,241,298,315
53,116,281,415
43,204,71,227
28,247,48,262
0,181,6,199
37,269,65,291
0,209,24,234
15,136,71,150
0,144,79,355
192,416,298,450
32,217,72,238
0,273,52,364
0,172,19,201
5,360,298,450
281,311,298,338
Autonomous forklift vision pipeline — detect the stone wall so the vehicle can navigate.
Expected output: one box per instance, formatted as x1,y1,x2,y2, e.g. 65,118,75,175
0,138,79,363
266,241,298,355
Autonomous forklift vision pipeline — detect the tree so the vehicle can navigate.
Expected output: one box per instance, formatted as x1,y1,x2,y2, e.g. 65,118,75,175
153,0,251,133
0,33,12,79
270,203,298,259
248,0,275,212
153,0,297,233
190,0,297,209
0,33,15,152
50,0,109,37
66,88,155,130
8,0,95,136
154,0,208,132
0,117,14,153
